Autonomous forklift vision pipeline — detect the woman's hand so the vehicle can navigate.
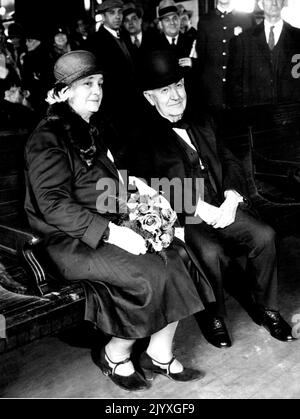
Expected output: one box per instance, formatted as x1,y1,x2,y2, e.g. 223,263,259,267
105,222,147,255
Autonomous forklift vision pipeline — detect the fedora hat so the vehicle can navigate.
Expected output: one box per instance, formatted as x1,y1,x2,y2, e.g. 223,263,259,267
122,2,143,18
139,50,184,91
157,0,179,20
97,0,124,13
54,50,104,86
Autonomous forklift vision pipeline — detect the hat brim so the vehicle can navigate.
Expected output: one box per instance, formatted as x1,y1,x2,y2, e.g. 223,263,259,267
158,6,179,20
55,67,105,86
141,70,184,92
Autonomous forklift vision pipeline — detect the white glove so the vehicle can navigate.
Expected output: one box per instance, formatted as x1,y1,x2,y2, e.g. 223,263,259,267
212,190,242,229
175,227,185,243
195,200,221,226
129,176,157,197
105,222,147,255
178,57,192,68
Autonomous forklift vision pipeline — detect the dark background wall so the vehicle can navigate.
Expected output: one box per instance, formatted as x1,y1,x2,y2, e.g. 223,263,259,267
14,0,86,32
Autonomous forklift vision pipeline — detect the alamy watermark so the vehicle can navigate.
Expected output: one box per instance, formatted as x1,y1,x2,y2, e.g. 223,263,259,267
95,170,205,225
291,54,300,79
0,314,6,339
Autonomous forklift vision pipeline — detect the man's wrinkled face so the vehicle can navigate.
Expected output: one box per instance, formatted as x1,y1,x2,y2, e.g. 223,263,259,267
161,13,180,37
123,12,142,35
103,8,123,30
143,79,187,122
259,0,285,20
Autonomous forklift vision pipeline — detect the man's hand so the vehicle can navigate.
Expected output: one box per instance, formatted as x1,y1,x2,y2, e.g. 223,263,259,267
195,201,221,225
178,57,192,68
212,190,242,229
105,222,147,255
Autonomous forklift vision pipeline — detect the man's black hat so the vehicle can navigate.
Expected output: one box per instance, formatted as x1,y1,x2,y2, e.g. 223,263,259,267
139,50,184,91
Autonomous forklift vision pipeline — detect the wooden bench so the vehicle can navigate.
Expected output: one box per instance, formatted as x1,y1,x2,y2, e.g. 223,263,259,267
221,103,300,235
0,129,85,354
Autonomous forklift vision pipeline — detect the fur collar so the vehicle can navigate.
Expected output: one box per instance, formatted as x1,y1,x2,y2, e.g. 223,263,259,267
46,102,104,149
46,102,107,167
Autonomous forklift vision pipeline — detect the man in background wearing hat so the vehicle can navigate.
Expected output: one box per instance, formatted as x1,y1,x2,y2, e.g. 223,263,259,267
179,7,197,45
89,0,139,153
21,27,52,113
227,0,300,108
155,0,195,68
153,0,199,116
122,2,156,66
196,0,253,111
124,50,294,349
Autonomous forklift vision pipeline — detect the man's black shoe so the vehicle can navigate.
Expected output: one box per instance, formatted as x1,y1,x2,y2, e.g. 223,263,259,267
196,314,232,349
257,309,295,342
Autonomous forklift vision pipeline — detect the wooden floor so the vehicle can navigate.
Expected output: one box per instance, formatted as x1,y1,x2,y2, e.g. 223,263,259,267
1,235,300,399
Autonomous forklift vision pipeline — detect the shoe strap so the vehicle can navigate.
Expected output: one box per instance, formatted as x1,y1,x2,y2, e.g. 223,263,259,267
147,353,176,375
105,351,131,376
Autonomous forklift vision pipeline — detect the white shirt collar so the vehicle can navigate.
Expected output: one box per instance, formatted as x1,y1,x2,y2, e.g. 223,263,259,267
130,32,142,44
217,5,234,14
166,34,179,45
264,19,284,46
104,25,119,38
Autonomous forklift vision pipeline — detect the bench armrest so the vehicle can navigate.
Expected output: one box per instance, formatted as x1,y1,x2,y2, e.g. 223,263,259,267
0,223,51,296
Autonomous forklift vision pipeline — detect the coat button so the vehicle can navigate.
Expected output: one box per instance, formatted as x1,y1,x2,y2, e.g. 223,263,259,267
223,26,227,30
222,78,226,82
223,52,227,56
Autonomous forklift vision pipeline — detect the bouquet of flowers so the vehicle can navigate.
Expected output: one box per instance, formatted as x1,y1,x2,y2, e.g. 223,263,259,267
118,191,177,262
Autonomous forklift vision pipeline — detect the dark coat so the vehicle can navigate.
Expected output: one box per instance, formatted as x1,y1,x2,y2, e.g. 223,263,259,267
124,29,158,66
24,102,207,338
89,26,136,112
152,32,195,59
227,21,300,107
120,108,249,226
197,9,253,109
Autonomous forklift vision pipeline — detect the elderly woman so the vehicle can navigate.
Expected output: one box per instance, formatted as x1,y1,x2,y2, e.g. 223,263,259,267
24,50,210,392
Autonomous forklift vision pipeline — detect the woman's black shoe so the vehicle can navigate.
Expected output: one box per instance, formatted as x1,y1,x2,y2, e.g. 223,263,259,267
92,347,151,391
139,352,205,382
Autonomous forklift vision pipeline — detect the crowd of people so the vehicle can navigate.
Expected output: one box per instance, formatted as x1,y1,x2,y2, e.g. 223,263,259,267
2,0,300,392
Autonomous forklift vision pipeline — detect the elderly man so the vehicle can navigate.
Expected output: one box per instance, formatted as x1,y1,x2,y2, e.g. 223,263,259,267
197,0,253,111
227,0,300,107
124,50,294,348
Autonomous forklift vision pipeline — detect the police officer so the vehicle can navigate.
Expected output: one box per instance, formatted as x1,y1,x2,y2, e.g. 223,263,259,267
196,0,253,110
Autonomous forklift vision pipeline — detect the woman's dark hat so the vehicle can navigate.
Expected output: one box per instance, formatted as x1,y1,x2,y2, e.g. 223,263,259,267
54,50,104,86
139,50,184,91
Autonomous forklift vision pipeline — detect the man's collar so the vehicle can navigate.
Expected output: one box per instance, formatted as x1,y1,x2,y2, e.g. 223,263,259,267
264,18,284,30
166,34,179,45
216,5,234,14
103,25,119,38
130,31,142,42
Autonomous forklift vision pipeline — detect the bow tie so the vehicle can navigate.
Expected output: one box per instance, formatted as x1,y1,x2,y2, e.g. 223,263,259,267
171,119,190,130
